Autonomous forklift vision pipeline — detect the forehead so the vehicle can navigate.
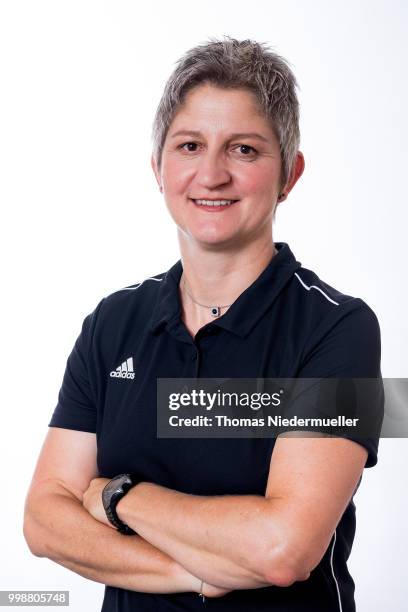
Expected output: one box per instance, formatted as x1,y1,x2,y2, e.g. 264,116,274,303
169,84,273,137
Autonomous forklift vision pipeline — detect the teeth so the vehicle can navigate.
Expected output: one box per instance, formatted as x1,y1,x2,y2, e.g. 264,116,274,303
194,199,236,207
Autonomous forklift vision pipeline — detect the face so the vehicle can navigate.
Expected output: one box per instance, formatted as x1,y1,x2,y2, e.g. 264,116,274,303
152,84,298,250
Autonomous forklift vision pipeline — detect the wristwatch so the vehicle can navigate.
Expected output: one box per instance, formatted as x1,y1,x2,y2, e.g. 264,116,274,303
102,473,138,535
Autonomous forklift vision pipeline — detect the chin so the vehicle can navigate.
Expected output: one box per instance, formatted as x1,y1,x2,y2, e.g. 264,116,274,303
177,218,246,249
190,231,245,251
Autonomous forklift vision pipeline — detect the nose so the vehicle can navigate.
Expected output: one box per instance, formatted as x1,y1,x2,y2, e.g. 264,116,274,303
194,149,232,190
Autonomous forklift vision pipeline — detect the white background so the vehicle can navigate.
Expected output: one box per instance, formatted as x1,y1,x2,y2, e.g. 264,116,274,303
1,1,407,610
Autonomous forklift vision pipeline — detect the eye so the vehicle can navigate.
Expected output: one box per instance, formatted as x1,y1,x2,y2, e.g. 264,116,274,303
233,144,258,157
179,142,199,152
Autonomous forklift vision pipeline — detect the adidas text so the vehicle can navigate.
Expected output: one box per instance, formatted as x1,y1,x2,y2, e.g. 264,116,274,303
110,371,135,379
110,356,135,380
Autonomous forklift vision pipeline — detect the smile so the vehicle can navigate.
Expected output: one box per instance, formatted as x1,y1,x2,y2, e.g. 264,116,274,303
191,199,239,208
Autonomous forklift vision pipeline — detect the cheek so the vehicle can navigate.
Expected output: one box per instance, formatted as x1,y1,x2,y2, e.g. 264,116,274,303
162,159,193,194
241,166,279,199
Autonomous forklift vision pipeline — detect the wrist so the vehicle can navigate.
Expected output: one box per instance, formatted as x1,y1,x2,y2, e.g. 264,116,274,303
116,481,148,527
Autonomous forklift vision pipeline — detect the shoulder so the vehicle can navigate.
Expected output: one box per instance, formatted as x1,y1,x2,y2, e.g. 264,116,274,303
291,265,357,308
102,271,166,311
81,270,168,341
286,265,381,376
288,264,380,331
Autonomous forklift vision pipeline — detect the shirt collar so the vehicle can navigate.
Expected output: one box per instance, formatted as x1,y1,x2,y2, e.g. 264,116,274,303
149,242,301,337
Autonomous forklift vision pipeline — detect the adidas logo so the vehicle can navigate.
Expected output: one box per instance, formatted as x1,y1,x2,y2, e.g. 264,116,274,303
110,357,135,380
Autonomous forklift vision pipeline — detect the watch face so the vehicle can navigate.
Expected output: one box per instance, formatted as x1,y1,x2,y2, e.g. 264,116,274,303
101,474,137,535
102,474,130,506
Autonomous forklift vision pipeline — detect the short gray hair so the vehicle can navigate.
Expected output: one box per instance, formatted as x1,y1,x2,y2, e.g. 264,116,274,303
151,36,300,188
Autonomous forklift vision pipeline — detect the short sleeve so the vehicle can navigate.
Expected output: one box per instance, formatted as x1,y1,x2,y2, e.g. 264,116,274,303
48,299,105,433
289,299,384,468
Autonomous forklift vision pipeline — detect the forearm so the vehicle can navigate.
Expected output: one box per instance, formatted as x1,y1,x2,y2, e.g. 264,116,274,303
117,483,280,590
23,482,199,594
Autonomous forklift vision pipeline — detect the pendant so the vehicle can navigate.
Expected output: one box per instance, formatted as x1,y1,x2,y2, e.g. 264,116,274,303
210,306,221,317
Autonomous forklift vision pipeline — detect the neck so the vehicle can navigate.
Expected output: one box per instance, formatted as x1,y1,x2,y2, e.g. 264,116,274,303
178,232,277,325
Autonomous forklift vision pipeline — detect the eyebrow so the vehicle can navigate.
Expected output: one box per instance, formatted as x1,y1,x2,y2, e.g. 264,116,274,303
170,130,270,143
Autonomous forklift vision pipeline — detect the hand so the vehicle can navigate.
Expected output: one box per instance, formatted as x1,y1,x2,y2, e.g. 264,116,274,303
82,477,114,528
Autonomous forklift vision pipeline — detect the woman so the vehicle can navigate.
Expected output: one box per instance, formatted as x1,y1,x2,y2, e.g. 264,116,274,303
24,37,383,611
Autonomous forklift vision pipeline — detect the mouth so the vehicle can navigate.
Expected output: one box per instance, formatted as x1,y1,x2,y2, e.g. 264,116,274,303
190,198,239,210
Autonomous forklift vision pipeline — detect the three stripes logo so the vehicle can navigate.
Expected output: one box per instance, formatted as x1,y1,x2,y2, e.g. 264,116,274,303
110,356,135,380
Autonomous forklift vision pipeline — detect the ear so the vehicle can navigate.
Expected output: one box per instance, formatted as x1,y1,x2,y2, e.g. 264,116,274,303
277,151,305,203
151,154,162,192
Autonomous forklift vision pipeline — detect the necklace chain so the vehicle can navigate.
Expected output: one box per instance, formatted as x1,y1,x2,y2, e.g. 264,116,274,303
181,277,232,317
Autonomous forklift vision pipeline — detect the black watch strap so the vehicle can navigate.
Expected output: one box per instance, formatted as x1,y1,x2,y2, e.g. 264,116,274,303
102,474,138,535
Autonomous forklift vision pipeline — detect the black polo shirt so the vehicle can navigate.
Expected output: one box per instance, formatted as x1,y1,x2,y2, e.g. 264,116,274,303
49,242,383,612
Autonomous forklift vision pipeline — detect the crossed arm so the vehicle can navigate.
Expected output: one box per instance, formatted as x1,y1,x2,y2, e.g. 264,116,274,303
24,428,367,595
